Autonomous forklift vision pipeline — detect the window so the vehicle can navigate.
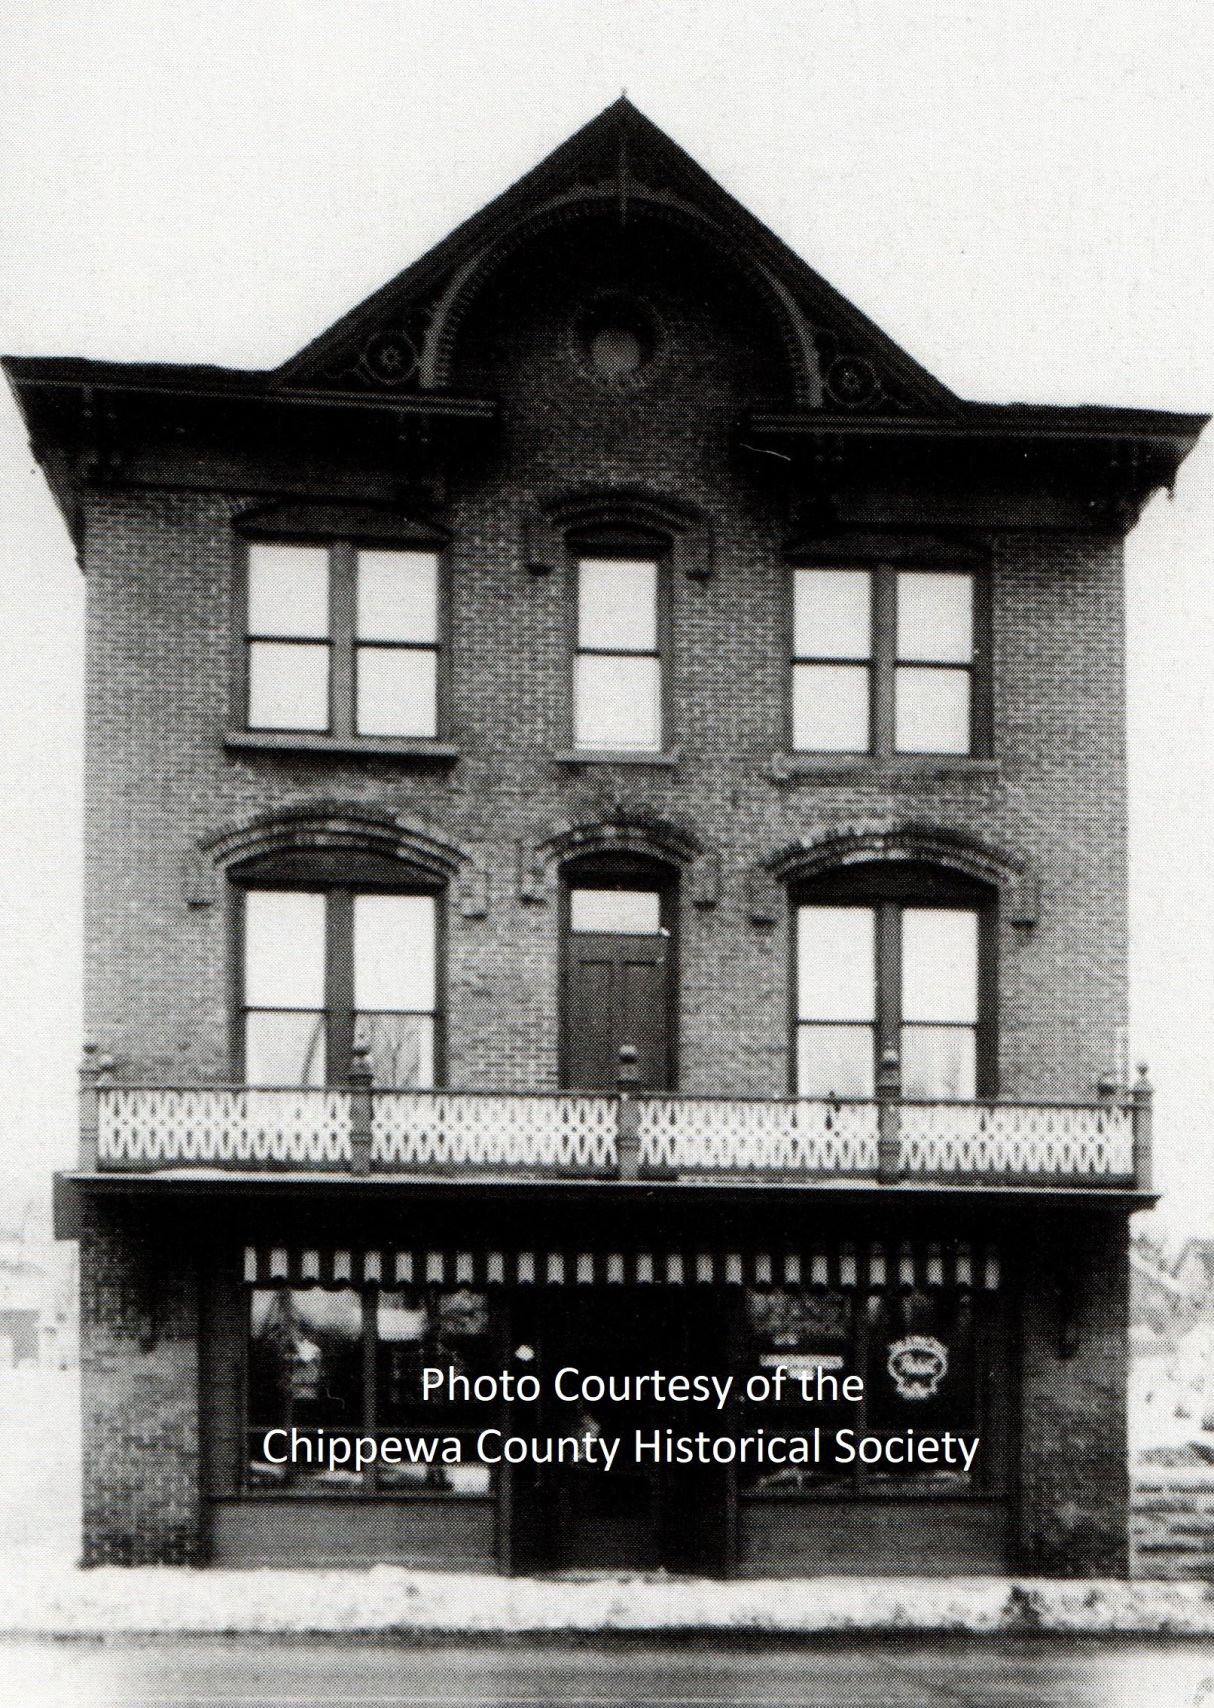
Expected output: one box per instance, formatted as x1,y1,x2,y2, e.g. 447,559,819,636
792,566,977,755
246,1285,492,1496
241,886,438,1088
739,1279,994,1497
244,541,441,739
573,556,662,751
794,866,990,1099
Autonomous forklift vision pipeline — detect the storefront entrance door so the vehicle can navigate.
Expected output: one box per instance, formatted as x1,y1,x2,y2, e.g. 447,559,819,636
508,1287,730,1573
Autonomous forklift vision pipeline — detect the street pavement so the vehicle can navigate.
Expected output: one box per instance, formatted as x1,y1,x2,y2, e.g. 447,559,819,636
5,1639,1214,1708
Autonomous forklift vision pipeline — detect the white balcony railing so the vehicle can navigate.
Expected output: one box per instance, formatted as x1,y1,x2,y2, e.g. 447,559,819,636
83,1065,1151,1190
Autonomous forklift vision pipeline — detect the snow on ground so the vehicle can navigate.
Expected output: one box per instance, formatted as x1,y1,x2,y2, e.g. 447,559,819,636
0,1365,80,1570
4,1562,1214,1638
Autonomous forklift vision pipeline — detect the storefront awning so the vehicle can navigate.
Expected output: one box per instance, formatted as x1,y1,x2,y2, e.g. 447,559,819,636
241,1238,1000,1291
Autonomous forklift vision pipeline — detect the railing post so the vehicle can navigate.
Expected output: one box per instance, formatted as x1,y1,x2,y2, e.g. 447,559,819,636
350,1042,373,1177
877,1046,902,1184
79,1043,112,1170
1132,1062,1154,1191
616,1045,640,1181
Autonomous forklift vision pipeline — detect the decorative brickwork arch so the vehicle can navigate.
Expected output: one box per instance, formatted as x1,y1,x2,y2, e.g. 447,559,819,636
200,803,465,886
525,486,712,581
538,813,701,876
422,187,818,404
764,823,1038,924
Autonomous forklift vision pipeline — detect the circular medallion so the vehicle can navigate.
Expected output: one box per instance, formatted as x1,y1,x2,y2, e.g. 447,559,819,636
825,354,879,410
362,329,421,388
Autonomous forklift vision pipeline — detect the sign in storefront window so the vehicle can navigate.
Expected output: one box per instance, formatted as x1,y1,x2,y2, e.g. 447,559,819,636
740,1290,856,1494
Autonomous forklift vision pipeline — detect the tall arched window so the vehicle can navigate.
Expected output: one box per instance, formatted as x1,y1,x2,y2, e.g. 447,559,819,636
792,862,995,1100
231,850,442,1089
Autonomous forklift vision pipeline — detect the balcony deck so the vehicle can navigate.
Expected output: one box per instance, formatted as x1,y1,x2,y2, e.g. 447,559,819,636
83,1079,1150,1191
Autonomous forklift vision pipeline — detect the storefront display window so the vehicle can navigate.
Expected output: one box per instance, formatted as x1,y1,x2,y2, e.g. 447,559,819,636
739,1279,989,1497
245,1285,492,1495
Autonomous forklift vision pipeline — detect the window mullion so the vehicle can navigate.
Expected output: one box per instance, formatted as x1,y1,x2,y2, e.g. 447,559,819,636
328,889,355,1084
330,543,356,739
876,901,901,1081
872,567,896,755
364,1291,378,1492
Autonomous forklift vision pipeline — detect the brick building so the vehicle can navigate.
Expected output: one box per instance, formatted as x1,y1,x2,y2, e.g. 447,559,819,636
6,101,1204,1574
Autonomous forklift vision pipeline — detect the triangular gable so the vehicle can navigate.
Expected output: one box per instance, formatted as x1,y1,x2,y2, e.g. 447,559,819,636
278,98,958,416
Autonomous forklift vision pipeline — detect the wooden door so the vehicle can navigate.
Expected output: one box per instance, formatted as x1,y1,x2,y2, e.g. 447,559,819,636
563,885,673,1090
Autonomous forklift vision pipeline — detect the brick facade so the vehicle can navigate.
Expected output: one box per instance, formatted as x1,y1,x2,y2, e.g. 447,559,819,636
13,100,1200,1575
78,1200,200,1564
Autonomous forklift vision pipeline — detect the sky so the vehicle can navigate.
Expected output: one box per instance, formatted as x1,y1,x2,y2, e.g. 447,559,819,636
0,0,1211,1241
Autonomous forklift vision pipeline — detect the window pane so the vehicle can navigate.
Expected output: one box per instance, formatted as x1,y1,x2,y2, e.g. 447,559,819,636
247,1288,364,1488
897,572,973,662
353,894,436,1012
355,1012,435,1089
797,1025,875,1098
356,551,439,644
245,892,326,1007
793,568,871,659
797,906,875,1021
902,909,978,1023
901,1026,977,1100
792,663,869,751
574,653,661,749
356,646,437,737
247,544,329,638
376,1289,492,1493
577,560,657,651
866,1290,976,1460
740,1290,855,1493
569,889,662,934
895,666,970,753
244,1011,326,1087
248,641,330,731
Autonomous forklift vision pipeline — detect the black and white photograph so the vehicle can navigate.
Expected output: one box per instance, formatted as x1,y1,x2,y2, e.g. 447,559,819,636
1,2,1213,1703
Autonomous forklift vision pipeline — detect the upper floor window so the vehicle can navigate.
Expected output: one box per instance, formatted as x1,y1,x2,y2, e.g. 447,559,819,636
792,567,977,755
793,865,991,1100
240,884,438,1088
573,555,662,751
244,542,441,739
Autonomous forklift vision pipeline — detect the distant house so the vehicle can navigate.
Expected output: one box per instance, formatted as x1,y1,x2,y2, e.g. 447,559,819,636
0,1211,77,1368
1174,1240,1214,1306
1131,1246,1190,1337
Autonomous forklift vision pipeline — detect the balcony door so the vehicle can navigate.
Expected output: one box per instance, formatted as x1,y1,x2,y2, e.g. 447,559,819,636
561,866,674,1091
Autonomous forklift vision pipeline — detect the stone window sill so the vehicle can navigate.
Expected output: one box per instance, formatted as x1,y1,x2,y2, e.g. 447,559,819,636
768,752,999,783
552,749,680,769
225,731,461,763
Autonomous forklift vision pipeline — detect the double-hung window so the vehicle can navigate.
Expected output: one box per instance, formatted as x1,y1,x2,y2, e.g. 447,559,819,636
241,886,438,1088
795,878,986,1100
573,556,662,751
792,566,977,755
245,541,441,740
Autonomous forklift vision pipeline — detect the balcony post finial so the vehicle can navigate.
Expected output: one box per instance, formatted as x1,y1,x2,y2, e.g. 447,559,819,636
877,1045,902,1184
1132,1061,1153,1192
616,1044,640,1181
78,1042,111,1171
350,1041,374,1178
